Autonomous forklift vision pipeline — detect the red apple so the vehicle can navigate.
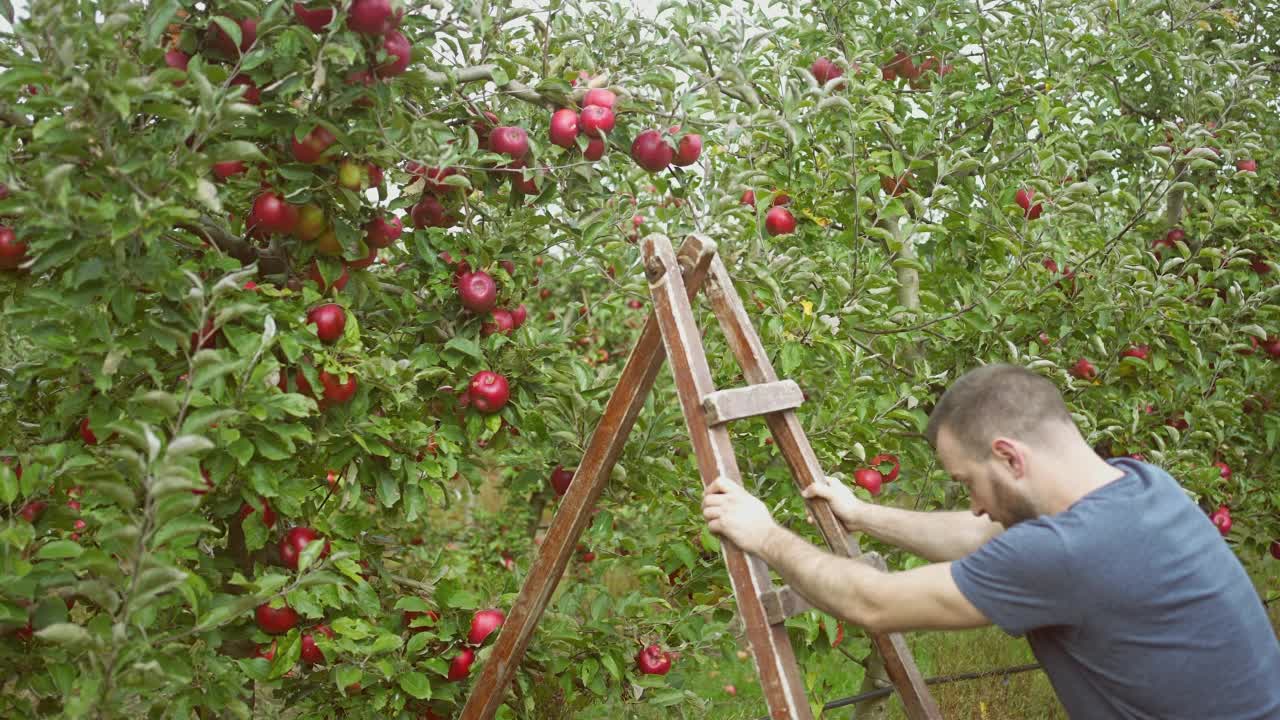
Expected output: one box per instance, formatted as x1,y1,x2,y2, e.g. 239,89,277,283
741,189,756,207
79,418,99,445
291,125,337,164
811,56,844,85
409,164,460,193
212,160,247,182
337,159,365,190
1236,159,1257,173
347,0,397,34
376,30,412,78
249,192,297,235
448,647,476,681
635,644,672,675
1270,540,1280,560
488,126,529,161
510,304,528,328
1263,336,1280,358
319,370,358,405
673,134,702,166
239,498,277,527
1212,461,1231,480
468,371,509,414
880,173,912,197
207,17,257,58
293,204,327,242
293,2,334,31
191,319,218,352
255,603,300,634
582,88,616,109
853,468,882,496
229,74,260,104
164,49,190,73
410,195,455,228
584,137,606,161
19,501,45,523
1120,345,1150,361
365,215,403,248
307,261,350,293
1070,358,1097,380
1015,188,1043,219
307,303,346,344
508,160,541,194
1209,505,1231,536
1154,227,1184,253
549,109,580,148
300,624,334,664
0,226,28,270
481,309,515,336
279,526,331,570
630,130,673,173
764,206,796,236
579,105,615,137
549,465,574,496
870,454,900,483
457,271,498,313
467,608,505,645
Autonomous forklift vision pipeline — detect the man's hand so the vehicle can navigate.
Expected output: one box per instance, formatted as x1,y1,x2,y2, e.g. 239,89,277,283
800,475,867,530
702,477,777,555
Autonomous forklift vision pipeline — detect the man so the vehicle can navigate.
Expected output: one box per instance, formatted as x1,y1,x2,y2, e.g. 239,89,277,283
702,363,1280,719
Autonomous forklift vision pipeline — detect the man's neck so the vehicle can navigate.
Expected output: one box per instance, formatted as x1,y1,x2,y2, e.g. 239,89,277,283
1041,454,1127,515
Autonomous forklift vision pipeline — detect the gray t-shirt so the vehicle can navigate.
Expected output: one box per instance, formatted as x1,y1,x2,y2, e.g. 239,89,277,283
951,457,1280,719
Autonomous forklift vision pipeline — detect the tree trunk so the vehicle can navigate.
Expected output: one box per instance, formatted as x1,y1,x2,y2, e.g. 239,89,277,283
856,647,892,719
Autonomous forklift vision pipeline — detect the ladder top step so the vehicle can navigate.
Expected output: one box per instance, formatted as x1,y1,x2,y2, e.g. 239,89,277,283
702,380,804,425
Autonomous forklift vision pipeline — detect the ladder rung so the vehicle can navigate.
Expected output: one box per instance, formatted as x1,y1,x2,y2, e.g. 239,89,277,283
759,552,885,625
701,380,804,425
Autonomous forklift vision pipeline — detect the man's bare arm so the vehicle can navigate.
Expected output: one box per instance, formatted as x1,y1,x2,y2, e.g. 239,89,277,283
803,476,1002,562
755,524,990,633
852,505,1003,562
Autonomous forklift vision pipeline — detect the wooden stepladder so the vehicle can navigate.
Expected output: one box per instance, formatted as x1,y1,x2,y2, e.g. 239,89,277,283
460,235,942,720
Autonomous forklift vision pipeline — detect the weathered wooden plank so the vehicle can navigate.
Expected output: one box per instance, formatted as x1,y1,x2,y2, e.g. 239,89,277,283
458,235,713,720
644,235,814,720
703,255,944,720
702,380,804,425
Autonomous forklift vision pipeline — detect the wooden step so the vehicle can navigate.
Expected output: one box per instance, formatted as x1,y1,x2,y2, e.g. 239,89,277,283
701,380,804,425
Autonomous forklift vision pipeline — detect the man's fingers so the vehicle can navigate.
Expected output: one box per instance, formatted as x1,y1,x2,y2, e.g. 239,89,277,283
802,482,830,499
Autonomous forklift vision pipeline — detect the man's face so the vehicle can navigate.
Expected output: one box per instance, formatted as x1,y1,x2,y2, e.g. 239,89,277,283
937,429,1039,528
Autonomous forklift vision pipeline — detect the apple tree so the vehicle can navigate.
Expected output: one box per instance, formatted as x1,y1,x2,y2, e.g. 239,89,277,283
1,0,1277,718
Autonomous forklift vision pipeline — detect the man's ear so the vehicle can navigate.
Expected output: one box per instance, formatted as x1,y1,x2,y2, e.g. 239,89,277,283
990,437,1026,477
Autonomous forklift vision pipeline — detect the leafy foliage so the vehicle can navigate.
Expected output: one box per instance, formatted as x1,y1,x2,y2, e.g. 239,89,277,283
0,0,1277,717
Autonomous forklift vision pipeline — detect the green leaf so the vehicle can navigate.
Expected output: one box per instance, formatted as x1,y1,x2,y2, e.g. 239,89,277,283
35,623,92,647
210,16,242,50
36,541,83,560
0,465,16,504
145,0,181,45
208,141,267,163
444,336,482,359
398,671,432,699
151,518,217,548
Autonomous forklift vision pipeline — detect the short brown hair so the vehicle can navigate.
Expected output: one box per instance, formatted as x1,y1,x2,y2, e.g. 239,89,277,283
925,363,1074,457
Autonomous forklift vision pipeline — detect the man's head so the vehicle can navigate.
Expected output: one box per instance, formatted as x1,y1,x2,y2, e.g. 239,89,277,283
926,364,1079,527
